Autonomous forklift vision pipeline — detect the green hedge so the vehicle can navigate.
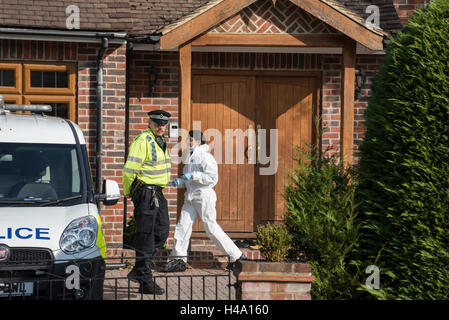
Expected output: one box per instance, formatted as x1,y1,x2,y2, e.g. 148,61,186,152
354,0,449,299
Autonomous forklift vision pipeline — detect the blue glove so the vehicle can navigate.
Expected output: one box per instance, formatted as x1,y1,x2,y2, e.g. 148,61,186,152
181,172,193,181
171,178,181,187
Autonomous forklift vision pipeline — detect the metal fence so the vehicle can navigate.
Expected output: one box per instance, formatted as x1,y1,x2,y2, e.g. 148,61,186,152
0,254,235,300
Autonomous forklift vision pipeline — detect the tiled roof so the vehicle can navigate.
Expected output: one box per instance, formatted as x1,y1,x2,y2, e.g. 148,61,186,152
0,0,133,31
0,0,403,36
129,0,212,35
337,0,402,33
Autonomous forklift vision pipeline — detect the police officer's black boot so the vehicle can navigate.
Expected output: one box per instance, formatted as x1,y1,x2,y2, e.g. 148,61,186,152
138,278,165,295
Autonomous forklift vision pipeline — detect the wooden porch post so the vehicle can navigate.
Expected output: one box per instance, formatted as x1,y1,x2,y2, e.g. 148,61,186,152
340,36,356,165
179,42,192,136
177,42,192,221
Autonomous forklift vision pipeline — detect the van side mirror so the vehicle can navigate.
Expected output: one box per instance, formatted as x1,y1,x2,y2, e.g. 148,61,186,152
102,179,120,206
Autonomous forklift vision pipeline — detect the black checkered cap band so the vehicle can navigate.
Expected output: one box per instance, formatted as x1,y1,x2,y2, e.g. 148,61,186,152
150,114,169,121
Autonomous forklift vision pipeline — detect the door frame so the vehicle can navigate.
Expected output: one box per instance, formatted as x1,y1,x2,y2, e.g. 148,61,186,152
188,69,323,238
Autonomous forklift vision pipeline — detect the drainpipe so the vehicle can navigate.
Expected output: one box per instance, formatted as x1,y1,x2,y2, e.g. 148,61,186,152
96,37,109,196
123,40,134,245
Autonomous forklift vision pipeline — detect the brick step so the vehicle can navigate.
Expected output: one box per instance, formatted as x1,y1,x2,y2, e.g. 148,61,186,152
106,243,262,269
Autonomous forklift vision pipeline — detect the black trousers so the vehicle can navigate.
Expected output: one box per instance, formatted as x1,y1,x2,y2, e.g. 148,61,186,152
132,187,169,278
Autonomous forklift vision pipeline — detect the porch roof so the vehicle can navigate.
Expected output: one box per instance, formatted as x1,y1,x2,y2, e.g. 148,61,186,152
0,0,401,41
158,0,387,51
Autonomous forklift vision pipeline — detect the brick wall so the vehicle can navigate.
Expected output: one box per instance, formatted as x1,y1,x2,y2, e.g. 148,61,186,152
321,54,385,162
393,0,431,26
126,50,180,248
236,260,315,300
89,43,127,250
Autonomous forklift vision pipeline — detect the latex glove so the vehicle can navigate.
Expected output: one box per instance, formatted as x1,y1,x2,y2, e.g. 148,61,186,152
171,178,181,187
181,172,193,181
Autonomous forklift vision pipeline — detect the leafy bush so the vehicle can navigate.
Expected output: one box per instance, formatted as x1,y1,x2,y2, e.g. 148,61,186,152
256,223,292,262
354,0,449,299
284,145,359,299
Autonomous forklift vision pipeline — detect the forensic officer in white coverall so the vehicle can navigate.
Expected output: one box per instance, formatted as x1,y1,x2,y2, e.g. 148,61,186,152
163,130,247,272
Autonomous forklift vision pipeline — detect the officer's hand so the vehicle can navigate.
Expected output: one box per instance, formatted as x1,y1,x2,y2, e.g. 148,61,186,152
171,178,181,187
181,172,193,181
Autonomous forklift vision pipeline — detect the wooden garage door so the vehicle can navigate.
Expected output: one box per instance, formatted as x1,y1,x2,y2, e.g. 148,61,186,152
191,73,316,234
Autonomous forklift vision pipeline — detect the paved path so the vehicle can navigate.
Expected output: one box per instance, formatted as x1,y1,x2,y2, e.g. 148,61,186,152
103,266,237,300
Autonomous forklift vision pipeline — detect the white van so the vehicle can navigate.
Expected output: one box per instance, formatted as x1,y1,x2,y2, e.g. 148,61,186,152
0,95,120,300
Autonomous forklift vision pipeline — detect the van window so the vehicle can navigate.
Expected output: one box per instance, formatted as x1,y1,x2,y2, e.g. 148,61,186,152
0,143,84,206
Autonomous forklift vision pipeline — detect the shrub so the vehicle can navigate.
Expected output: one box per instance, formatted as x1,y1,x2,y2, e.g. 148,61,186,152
256,223,292,262
354,0,449,299
284,145,359,299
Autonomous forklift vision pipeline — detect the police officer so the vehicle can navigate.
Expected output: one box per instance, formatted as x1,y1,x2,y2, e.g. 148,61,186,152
122,110,172,295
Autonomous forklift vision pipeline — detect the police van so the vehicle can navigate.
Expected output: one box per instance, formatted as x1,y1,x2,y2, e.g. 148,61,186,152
0,95,120,300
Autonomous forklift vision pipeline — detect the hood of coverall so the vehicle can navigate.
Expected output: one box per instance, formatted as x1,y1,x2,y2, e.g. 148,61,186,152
183,144,218,201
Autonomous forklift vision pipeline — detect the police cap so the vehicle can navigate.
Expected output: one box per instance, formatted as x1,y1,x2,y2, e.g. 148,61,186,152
148,110,171,125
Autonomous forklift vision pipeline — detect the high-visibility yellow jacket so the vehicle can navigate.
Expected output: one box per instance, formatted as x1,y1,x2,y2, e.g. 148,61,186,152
122,128,171,196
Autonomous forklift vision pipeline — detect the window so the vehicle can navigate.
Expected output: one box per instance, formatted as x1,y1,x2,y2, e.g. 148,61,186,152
24,63,76,95
0,63,21,94
0,143,84,206
0,69,15,87
23,96,75,120
30,71,69,88
0,62,77,121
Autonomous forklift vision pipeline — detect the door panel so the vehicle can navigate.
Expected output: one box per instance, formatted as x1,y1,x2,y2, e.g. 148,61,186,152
191,75,255,232
255,77,314,225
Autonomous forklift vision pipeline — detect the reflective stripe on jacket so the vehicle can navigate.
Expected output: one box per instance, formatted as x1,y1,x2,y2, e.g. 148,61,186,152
122,128,171,195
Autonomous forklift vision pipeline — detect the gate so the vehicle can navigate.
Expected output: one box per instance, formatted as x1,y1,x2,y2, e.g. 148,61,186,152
0,254,236,300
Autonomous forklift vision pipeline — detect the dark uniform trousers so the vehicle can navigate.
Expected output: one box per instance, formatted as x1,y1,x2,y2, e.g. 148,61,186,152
132,186,169,279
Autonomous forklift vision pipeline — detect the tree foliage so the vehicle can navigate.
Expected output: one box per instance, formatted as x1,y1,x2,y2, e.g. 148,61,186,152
354,0,449,299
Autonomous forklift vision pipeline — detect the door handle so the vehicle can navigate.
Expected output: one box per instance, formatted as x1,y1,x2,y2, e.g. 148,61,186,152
256,124,262,166
247,124,255,163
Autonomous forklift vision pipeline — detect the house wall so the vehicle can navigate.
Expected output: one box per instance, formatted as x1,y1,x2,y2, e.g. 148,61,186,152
126,50,384,252
393,0,431,26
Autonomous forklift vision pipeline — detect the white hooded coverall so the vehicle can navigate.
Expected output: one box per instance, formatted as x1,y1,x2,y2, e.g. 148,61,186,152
172,144,243,263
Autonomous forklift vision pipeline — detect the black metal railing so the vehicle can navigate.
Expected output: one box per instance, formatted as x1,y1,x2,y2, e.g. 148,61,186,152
0,254,235,300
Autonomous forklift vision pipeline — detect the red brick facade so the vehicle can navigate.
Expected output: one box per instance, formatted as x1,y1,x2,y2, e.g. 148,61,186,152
393,0,430,26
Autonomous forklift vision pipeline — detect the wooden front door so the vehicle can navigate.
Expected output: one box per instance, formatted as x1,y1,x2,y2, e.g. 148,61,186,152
191,73,317,234
254,77,315,226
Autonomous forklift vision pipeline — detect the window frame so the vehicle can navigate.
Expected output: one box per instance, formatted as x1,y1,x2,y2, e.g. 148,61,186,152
0,61,77,122
0,63,22,94
23,63,76,95
24,95,76,121
1,94,22,104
